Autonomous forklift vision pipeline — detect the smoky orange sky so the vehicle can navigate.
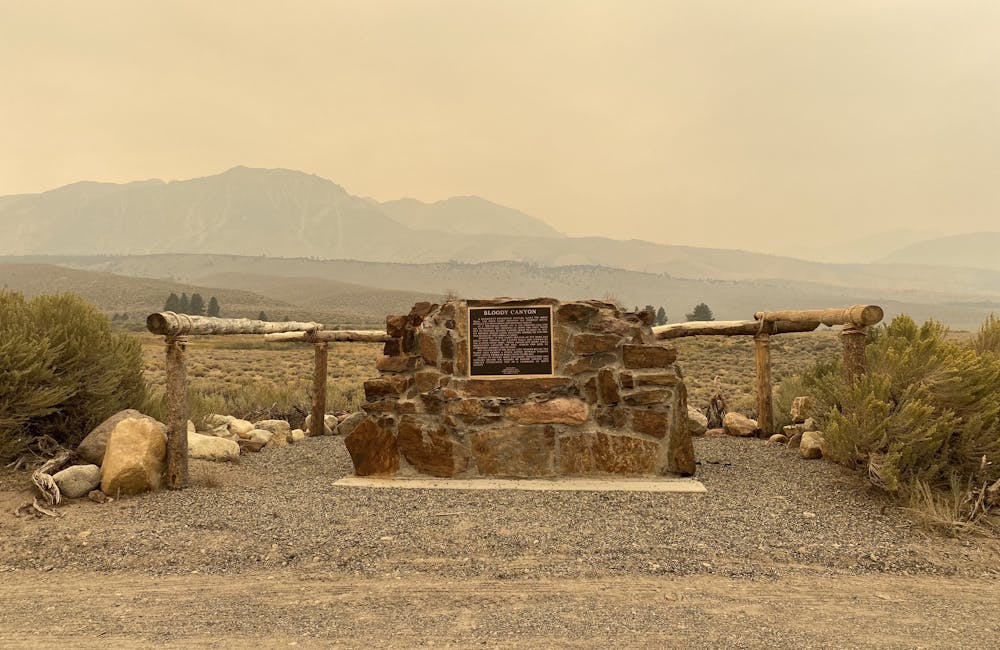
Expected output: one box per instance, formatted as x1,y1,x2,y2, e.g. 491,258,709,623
2,1,998,255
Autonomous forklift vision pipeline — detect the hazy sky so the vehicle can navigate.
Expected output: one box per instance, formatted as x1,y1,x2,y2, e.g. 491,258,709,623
2,1,998,255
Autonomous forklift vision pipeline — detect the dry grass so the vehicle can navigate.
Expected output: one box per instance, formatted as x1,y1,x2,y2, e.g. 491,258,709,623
137,330,841,428
672,330,842,416
139,333,381,427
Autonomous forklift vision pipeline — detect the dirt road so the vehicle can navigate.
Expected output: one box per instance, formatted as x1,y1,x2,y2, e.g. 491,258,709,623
1,570,996,648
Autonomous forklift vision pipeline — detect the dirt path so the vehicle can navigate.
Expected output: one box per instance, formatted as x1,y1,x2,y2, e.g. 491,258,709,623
1,569,996,648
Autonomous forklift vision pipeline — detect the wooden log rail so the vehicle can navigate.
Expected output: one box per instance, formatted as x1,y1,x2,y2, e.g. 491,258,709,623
653,320,820,340
263,330,391,438
656,305,883,439
146,313,383,490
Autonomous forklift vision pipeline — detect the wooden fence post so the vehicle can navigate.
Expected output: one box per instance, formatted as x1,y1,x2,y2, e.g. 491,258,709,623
164,335,189,489
310,340,329,436
841,326,867,384
754,325,774,438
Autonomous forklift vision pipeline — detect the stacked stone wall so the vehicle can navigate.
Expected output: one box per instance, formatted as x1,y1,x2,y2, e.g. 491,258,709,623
345,298,696,478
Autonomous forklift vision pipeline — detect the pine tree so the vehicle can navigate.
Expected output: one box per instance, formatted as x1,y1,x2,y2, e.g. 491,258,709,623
207,296,220,317
656,307,667,326
179,293,190,314
685,303,715,321
189,293,206,316
164,292,180,312
258,311,268,321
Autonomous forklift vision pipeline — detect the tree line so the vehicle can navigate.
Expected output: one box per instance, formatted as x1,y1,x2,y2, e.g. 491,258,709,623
164,292,220,317
632,303,715,325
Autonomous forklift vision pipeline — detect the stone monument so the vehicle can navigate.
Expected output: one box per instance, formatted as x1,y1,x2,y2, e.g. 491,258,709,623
345,298,695,478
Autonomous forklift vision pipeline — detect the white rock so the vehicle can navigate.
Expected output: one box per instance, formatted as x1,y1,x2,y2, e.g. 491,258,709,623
253,419,291,435
203,414,235,428
291,429,306,442
686,407,708,436
800,431,825,459
187,432,240,462
723,412,758,437
52,464,101,499
228,419,255,438
187,420,196,434
790,396,816,423
239,429,273,452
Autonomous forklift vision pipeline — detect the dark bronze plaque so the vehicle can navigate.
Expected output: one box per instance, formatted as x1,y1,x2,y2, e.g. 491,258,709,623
468,306,553,377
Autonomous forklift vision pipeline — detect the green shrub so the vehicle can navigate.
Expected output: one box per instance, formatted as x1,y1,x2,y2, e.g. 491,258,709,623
972,313,1000,356
793,315,1000,530
0,292,148,460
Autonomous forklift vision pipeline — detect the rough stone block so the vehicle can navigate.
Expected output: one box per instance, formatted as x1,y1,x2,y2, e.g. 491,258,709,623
470,425,555,477
397,416,468,477
571,333,621,355
364,375,411,401
376,355,424,373
386,315,407,338
723,412,759,437
416,330,440,365
596,368,621,405
414,370,444,393
344,416,399,476
556,302,599,324
441,331,456,359
558,432,659,475
382,338,401,356
457,377,576,399
622,344,678,369
582,376,598,404
623,388,669,406
630,409,669,438
595,406,629,428
632,371,680,387
506,398,588,425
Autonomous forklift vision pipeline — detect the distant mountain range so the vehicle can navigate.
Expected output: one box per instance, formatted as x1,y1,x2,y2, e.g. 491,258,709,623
1,167,997,329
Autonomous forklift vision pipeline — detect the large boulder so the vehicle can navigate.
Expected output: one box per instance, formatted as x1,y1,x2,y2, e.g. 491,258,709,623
187,432,240,462
686,407,708,436
228,419,255,438
203,414,235,428
52,464,101,499
77,409,161,466
100,418,167,495
253,419,291,435
800,431,825,459
723,412,759,437
239,429,273,453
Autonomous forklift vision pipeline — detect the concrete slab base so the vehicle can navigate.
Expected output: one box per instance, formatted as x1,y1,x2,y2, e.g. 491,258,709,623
334,476,706,493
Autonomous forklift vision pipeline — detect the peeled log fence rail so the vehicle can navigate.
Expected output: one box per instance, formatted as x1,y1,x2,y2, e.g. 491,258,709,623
657,305,883,438
146,313,333,489
145,304,884,488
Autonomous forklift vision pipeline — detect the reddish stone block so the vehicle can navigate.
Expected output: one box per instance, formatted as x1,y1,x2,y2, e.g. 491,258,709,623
596,368,620,405
376,355,424,373
456,377,576,399
630,409,669,438
558,432,660,476
470,425,555,477
344,416,398,476
622,344,678,369
397,416,468,477
571,333,621,355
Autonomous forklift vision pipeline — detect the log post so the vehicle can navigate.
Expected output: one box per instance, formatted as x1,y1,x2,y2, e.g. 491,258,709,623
310,340,329,436
164,335,189,489
841,326,867,385
754,325,774,438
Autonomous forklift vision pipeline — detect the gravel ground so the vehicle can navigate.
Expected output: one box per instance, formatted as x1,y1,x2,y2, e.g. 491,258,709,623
2,436,996,579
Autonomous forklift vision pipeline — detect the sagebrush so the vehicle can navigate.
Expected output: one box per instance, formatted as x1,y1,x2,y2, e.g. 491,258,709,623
0,292,148,460
789,315,1000,531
